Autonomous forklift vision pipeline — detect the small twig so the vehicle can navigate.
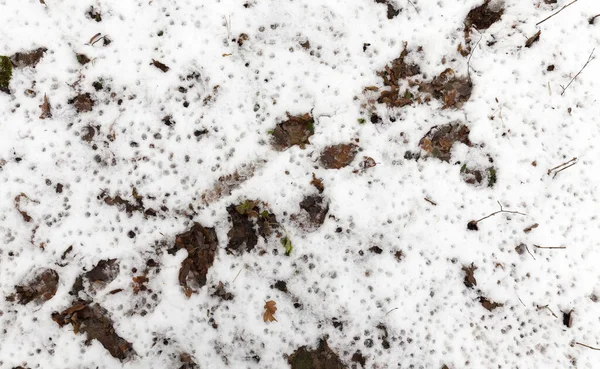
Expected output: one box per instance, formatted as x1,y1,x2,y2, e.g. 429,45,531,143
424,197,437,206
589,14,600,25
232,265,244,283
516,293,526,307
536,0,578,26
547,157,577,175
537,304,558,318
525,245,536,260
560,49,595,96
385,307,399,316
574,341,600,351
534,244,566,249
476,201,526,222
467,34,483,84
406,0,419,13
553,162,577,178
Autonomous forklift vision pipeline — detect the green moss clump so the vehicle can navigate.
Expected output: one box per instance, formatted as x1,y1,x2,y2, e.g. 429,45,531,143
0,56,12,93
487,167,497,187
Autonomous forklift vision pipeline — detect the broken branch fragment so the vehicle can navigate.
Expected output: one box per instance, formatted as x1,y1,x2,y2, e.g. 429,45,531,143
467,201,526,231
151,59,170,72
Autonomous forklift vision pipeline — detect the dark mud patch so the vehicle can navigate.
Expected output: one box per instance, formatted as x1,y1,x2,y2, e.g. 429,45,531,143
226,200,281,255
10,47,47,68
418,122,471,162
52,302,135,361
271,113,315,150
68,93,95,113
320,144,359,169
168,222,218,297
292,195,329,231
418,68,472,109
7,269,59,305
288,338,345,369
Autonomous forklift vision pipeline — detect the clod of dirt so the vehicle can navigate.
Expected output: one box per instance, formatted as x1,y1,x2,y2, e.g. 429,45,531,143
7,269,59,305
0,56,12,93
479,296,503,311
418,68,472,109
368,246,383,254
211,281,234,301
10,47,47,68
85,259,119,285
68,93,95,113
418,123,471,162
271,113,315,150
351,351,366,367
151,59,170,73
52,302,135,361
76,53,91,65
460,165,497,187
237,33,249,46
296,195,329,231
169,222,218,297
288,339,345,369
320,144,359,169
462,263,477,288
464,1,504,36
272,280,288,293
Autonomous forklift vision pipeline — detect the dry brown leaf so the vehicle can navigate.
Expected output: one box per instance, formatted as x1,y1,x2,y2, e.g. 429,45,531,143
89,32,102,45
39,93,51,119
263,300,278,322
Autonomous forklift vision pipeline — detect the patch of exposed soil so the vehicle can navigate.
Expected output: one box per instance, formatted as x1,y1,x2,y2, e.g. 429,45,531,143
320,144,359,169
271,113,315,150
288,339,346,369
52,302,135,361
293,195,329,231
226,200,281,254
375,42,420,107
418,68,472,109
168,222,218,297
461,1,504,55
68,93,95,113
10,47,47,68
418,123,471,162
460,164,497,187
86,259,120,285
7,268,59,305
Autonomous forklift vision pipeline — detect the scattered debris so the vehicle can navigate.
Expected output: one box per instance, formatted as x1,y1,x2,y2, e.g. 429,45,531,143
263,300,278,322
351,351,366,367
14,192,39,222
419,123,471,162
536,0,578,26
237,33,249,46
368,246,383,254
424,197,437,206
168,222,218,297
212,281,234,301
68,93,95,113
464,1,504,36
376,323,391,349
354,156,377,174
0,55,12,93
460,164,497,187
39,94,52,119
151,59,170,72
560,49,594,96
537,304,558,318
310,173,325,193
52,302,135,361
547,157,577,177
7,269,59,305
534,244,566,249
294,195,329,231
376,42,420,107
271,113,315,150
288,339,344,369
76,53,91,65
87,6,102,22
418,68,472,109
99,188,157,217
374,0,400,19
467,201,526,231
320,143,359,169
462,263,477,288
523,223,539,233
10,47,47,68
525,30,541,48
281,236,293,256
479,296,503,311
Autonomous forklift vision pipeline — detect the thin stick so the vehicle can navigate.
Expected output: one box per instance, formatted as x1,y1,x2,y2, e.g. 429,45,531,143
407,0,419,13
467,34,483,84
536,0,578,26
537,305,558,318
232,266,244,283
385,307,399,316
476,201,526,223
547,157,577,175
534,244,566,249
553,162,577,178
516,293,526,307
575,341,600,350
560,49,595,96
424,197,437,206
525,245,536,260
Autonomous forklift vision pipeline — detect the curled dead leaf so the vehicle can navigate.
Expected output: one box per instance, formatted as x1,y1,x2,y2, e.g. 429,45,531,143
263,300,278,322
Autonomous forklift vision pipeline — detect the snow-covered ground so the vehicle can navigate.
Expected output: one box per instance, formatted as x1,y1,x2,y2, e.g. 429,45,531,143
1,0,600,368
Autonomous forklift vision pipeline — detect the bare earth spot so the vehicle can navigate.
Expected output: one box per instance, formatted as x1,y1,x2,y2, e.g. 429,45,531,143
419,122,471,162
320,144,359,169
52,302,135,361
168,223,218,297
68,93,95,113
288,339,346,369
226,200,280,255
8,268,59,305
86,259,120,285
271,113,314,150
293,195,329,231
376,42,420,107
